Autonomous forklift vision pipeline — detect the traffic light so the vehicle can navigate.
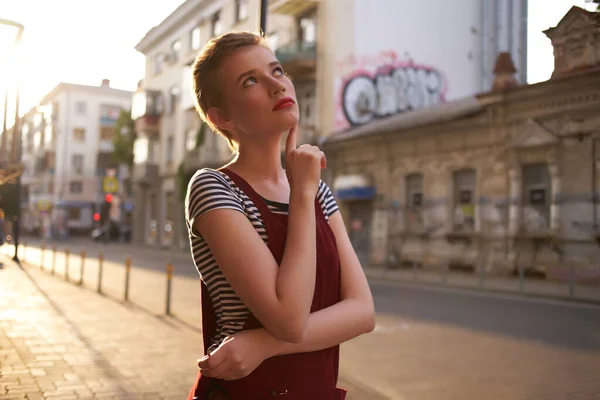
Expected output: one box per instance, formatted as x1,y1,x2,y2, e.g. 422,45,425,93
93,213,100,222
105,193,113,203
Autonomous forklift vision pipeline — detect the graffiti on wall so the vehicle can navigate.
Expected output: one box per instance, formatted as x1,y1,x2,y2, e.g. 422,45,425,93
334,51,447,132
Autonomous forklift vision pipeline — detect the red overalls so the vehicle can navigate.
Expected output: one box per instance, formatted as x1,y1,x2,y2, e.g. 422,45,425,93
188,168,346,400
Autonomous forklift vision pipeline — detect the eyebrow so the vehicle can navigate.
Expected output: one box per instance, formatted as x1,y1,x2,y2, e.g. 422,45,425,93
236,61,281,84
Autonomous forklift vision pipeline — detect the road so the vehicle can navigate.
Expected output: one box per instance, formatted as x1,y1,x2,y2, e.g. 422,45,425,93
10,238,600,399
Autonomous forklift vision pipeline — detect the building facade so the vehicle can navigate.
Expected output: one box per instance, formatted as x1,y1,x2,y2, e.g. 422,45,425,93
20,80,132,238
131,0,527,248
131,0,304,247
323,6,600,282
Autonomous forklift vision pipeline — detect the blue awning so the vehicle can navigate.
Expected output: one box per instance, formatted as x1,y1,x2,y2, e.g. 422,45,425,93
55,200,94,208
337,186,376,200
333,174,376,200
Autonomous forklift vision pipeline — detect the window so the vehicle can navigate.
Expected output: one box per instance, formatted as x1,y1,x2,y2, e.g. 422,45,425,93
405,173,424,231
522,163,551,232
100,126,115,141
72,154,84,175
211,11,223,37
171,39,182,61
453,169,476,232
69,181,83,194
133,137,149,164
236,0,249,22
68,207,81,221
299,15,316,44
186,129,196,151
191,26,202,50
155,53,164,75
166,136,174,164
75,101,87,115
73,127,85,142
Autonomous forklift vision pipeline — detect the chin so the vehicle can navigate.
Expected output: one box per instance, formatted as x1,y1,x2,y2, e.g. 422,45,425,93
274,110,299,132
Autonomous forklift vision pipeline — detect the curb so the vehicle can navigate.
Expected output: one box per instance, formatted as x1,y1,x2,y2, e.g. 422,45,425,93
365,268,600,306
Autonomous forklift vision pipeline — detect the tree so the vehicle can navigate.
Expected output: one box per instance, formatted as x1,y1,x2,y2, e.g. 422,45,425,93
586,0,600,11
111,110,136,166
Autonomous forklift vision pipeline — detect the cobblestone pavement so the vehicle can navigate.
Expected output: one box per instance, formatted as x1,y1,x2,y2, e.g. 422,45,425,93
0,257,387,400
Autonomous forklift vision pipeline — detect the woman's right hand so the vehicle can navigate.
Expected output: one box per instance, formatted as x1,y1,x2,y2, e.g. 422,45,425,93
285,125,326,199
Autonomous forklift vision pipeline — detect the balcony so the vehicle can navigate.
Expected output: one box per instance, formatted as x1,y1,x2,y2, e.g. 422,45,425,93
275,41,317,78
131,89,163,136
270,0,317,16
183,145,225,175
132,162,159,186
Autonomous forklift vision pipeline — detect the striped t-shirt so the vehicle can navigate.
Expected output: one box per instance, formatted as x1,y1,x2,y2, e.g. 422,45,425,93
185,168,340,346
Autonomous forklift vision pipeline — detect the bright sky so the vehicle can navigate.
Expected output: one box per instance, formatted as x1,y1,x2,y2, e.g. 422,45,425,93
0,0,596,129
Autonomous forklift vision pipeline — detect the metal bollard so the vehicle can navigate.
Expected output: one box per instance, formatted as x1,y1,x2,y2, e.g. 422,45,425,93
78,251,86,286
124,257,131,301
165,263,173,315
442,262,448,284
569,264,575,297
478,263,486,287
65,249,70,281
97,252,104,294
51,246,57,275
40,243,46,270
412,261,419,281
518,264,525,292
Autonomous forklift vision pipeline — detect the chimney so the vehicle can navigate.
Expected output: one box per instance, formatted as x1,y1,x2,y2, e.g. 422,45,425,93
101,79,110,87
491,52,518,92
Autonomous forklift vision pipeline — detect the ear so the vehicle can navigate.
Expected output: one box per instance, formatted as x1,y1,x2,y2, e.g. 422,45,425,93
207,107,235,132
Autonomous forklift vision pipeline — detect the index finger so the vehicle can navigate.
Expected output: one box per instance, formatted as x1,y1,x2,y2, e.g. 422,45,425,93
285,125,298,156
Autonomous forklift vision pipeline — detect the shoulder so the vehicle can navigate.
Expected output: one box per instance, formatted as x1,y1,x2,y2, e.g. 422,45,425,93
317,180,340,219
186,169,244,222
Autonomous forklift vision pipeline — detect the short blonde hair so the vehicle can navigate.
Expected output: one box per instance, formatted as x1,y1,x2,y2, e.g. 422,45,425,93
192,31,270,152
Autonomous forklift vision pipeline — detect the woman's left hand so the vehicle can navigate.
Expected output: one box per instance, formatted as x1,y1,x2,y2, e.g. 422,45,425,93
197,329,272,381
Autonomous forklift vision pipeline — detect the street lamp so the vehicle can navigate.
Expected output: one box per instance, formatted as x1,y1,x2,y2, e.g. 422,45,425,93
0,18,25,263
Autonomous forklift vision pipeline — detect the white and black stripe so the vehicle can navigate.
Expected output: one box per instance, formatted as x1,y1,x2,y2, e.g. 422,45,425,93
185,168,340,346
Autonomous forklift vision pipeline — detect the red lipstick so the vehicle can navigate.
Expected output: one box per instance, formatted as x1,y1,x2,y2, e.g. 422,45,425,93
272,97,295,111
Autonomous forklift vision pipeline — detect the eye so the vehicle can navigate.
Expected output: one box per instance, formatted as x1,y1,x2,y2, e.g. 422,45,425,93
273,66,285,76
242,76,257,88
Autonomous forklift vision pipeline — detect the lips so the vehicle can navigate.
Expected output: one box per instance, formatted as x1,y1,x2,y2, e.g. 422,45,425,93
272,97,296,111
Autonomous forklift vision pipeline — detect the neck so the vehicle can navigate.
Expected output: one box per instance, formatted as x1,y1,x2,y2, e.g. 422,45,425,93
230,136,285,183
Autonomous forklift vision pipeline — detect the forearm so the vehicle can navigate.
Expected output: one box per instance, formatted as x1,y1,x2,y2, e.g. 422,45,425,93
260,298,374,357
276,190,317,332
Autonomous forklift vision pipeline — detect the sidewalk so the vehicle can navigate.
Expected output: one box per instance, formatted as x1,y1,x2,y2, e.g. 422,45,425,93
0,256,388,400
0,257,202,400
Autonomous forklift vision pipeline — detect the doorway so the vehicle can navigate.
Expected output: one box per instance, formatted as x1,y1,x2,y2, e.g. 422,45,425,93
347,200,373,266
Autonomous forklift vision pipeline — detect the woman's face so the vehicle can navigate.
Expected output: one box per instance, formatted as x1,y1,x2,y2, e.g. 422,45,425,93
209,45,299,143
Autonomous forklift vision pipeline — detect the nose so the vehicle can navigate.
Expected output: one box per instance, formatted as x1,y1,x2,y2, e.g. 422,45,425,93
267,75,286,96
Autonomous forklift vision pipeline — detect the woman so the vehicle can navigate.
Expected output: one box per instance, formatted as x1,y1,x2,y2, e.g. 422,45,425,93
185,31,375,399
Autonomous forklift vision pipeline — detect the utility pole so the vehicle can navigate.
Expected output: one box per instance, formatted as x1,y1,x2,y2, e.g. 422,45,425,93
0,18,25,263
260,0,268,35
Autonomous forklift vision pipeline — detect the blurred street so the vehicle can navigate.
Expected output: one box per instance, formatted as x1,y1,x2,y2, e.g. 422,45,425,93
2,241,600,399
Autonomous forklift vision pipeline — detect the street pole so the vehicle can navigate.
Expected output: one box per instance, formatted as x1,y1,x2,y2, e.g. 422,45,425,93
260,0,268,35
12,40,23,263
1,88,8,162
0,19,24,263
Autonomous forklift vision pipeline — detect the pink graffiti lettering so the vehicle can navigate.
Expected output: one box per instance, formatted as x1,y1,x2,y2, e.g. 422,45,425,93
338,56,447,129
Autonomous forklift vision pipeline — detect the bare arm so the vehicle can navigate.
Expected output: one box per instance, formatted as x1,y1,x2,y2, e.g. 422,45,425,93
195,188,316,344
258,210,376,356
197,210,375,380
